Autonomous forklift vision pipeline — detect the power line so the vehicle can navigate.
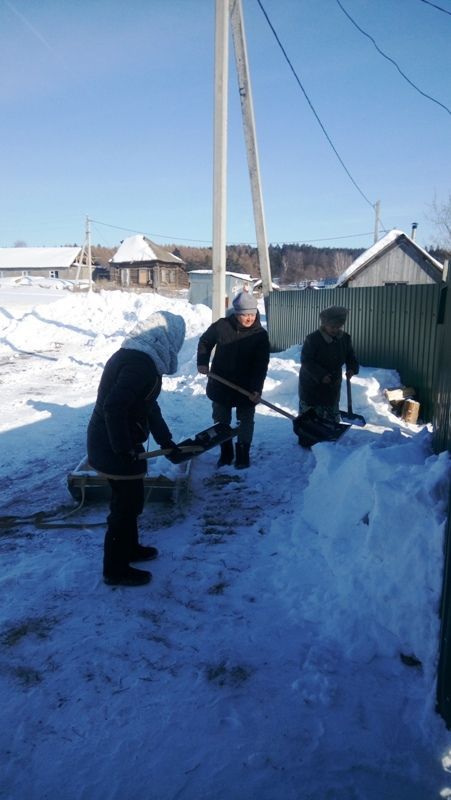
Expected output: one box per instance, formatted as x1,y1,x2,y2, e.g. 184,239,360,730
336,0,451,116
89,217,379,248
270,231,382,245
89,218,213,244
420,0,451,16
255,0,375,211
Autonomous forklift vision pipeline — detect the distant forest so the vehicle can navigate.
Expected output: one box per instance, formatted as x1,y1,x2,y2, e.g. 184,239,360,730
92,242,449,285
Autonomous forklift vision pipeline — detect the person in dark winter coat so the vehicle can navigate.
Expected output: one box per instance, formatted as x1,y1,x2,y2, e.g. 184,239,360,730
87,311,185,587
197,291,270,469
298,305,358,423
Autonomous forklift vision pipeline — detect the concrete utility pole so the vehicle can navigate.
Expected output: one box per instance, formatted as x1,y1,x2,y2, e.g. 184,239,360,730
212,0,229,322
373,200,381,243
75,216,94,291
229,0,272,297
86,215,93,293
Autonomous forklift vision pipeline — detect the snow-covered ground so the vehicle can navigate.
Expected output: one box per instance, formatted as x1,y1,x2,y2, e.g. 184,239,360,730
0,283,451,800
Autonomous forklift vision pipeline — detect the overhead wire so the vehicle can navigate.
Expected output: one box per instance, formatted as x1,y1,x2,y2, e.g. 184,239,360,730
419,0,451,16
336,0,451,116
90,216,378,248
89,218,213,245
255,0,375,212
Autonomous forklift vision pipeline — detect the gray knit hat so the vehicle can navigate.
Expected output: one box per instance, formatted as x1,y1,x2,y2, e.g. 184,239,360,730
319,306,348,326
232,291,258,314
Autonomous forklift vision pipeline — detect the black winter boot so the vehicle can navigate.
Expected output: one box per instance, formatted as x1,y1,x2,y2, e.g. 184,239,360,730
128,544,159,562
234,442,250,469
103,565,152,587
217,439,234,467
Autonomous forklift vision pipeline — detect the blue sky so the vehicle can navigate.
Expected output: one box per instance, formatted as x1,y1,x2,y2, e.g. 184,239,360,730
1,0,450,252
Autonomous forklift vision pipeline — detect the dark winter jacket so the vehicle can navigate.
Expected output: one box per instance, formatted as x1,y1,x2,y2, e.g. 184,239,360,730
197,312,270,408
298,328,359,408
87,349,173,477
87,311,185,478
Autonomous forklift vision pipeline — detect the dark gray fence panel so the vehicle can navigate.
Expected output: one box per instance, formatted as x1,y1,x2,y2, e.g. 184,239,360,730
267,284,443,422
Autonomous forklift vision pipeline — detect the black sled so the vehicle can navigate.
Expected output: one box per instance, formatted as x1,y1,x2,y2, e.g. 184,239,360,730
293,410,349,448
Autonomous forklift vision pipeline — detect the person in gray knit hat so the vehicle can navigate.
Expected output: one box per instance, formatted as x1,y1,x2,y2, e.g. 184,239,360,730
197,291,269,469
298,305,358,424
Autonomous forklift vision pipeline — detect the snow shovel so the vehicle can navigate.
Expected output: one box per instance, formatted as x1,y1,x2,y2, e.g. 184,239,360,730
208,372,297,421
139,422,240,462
209,372,349,447
340,375,366,427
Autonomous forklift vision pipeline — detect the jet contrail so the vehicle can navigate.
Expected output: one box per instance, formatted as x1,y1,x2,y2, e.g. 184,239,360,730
4,0,55,52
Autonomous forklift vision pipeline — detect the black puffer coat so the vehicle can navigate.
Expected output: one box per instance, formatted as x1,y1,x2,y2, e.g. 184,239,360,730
87,349,173,477
197,312,270,407
298,328,359,408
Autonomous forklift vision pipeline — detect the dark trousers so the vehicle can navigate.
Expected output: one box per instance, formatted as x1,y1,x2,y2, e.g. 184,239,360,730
212,401,255,445
104,478,145,575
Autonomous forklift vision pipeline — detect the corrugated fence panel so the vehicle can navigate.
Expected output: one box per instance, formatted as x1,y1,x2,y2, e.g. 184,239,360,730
267,284,443,422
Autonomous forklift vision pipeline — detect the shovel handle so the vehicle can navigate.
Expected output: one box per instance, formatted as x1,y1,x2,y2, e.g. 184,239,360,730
346,374,353,415
208,372,296,421
138,445,204,460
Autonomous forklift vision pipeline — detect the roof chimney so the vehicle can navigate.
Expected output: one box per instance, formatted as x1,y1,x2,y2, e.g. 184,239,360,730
411,222,418,241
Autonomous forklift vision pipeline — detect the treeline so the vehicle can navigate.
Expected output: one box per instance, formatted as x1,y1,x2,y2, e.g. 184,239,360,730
171,243,364,284
92,243,449,285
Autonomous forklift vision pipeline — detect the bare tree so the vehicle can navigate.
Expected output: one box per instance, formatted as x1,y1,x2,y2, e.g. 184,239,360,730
430,194,451,249
333,250,354,277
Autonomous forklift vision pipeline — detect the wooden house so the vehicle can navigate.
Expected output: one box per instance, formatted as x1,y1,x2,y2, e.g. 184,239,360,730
110,235,188,291
336,229,444,288
0,246,84,280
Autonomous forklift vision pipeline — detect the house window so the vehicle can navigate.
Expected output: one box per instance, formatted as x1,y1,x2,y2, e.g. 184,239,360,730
384,281,407,286
21,271,30,276
49,270,59,279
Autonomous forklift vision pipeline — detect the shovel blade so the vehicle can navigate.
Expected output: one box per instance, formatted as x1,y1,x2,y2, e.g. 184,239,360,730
340,410,366,427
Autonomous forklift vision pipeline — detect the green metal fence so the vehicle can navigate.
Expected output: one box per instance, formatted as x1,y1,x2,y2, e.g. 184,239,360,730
267,283,444,422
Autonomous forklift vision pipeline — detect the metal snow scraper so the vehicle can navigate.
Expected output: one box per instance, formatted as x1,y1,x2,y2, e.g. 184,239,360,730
340,375,366,427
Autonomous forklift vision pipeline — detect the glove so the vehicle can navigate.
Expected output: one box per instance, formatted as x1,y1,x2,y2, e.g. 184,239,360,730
162,440,186,465
117,449,139,462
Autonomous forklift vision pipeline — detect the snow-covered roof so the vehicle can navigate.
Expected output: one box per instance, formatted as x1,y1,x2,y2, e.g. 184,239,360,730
0,246,81,270
253,278,280,290
110,235,183,265
189,270,252,280
336,229,444,287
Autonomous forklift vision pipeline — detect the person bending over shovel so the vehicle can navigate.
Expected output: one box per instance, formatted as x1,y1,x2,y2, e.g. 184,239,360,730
298,305,359,425
87,311,185,587
197,291,270,469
